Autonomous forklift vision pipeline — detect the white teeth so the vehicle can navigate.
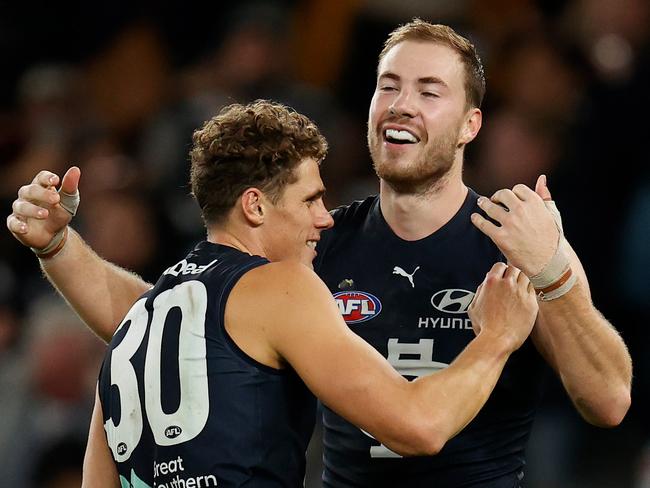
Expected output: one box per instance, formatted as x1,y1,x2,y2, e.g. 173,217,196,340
307,241,317,249
385,128,418,143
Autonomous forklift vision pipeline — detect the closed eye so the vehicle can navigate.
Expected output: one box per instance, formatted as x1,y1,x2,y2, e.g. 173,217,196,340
305,189,326,207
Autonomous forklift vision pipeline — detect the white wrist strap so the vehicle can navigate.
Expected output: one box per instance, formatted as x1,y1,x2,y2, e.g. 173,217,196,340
31,227,66,256
32,226,69,259
529,200,577,301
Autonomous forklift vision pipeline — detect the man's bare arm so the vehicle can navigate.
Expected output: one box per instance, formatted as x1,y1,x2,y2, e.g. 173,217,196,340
82,388,119,487
531,243,632,426
471,176,632,427
230,261,538,456
7,168,151,342
42,229,152,342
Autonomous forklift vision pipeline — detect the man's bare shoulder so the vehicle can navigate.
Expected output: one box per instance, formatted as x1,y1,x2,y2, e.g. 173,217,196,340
235,260,324,298
226,260,334,368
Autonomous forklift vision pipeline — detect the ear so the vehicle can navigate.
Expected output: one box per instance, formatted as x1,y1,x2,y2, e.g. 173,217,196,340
240,188,266,226
458,108,482,146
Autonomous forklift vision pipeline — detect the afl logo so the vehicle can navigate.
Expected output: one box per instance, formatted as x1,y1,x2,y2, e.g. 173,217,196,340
334,291,382,324
431,289,474,314
165,426,182,439
117,442,128,455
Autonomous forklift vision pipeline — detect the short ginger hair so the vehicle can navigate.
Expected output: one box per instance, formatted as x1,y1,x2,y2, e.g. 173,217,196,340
380,19,486,108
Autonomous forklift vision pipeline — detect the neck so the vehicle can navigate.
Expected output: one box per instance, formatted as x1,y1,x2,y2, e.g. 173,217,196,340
207,224,262,257
379,162,467,241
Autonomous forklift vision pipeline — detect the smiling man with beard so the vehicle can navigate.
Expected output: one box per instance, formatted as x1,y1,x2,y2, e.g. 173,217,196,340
368,40,473,196
7,19,632,488
312,19,631,487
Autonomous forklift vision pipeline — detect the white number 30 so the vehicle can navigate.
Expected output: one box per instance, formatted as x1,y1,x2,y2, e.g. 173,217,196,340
104,281,210,462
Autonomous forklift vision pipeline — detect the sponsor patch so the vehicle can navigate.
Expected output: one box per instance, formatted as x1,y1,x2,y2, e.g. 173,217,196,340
430,289,474,314
333,291,382,324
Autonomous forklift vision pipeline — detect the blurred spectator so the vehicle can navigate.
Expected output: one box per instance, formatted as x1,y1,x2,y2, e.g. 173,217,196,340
466,35,586,192
0,64,94,199
0,297,103,486
32,436,86,488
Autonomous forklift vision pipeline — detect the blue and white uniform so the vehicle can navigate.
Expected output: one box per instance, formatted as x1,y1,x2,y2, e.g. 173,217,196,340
314,191,547,488
98,242,316,488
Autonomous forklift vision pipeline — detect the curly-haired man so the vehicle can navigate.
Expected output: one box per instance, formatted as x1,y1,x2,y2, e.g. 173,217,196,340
12,100,537,486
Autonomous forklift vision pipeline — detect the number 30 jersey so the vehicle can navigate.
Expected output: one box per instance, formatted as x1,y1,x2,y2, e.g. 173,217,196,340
98,242,316,488
314,191,548,488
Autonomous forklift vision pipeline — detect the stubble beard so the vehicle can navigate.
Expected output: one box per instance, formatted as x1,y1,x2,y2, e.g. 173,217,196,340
368,126,460,195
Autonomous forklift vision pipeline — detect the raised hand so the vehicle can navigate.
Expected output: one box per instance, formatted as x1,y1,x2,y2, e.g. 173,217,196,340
468,262,538,352
6,167,80,251
470,175,559,277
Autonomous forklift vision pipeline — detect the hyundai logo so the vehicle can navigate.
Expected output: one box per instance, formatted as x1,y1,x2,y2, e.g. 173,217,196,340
430,289,474,314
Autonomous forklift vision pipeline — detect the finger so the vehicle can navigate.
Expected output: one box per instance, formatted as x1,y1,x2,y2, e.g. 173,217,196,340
517,269,532,286
535,174,552,201
512,184,537,202
17,184,60,206
60,166,81,195
487,261,508,278
12,199,50,219
490,189,521,210
527,280,535,295
477,196,508,224
471,212,502,240
503,265,521,281
33,170,60,188
6,214,28,234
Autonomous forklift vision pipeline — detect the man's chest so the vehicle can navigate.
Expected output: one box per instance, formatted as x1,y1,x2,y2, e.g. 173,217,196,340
319,241,502,369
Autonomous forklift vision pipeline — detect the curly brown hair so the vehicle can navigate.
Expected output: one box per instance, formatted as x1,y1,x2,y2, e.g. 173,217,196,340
190,100,328,225
380,19,486,109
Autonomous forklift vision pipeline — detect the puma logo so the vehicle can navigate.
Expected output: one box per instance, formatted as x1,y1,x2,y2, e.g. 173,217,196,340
393,266,420,288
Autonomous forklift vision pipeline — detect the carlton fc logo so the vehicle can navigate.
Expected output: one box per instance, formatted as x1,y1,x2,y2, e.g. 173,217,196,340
334,291,382,324
430,289,474,314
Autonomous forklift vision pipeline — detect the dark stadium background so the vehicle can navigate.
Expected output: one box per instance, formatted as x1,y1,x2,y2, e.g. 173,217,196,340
1,1,648,486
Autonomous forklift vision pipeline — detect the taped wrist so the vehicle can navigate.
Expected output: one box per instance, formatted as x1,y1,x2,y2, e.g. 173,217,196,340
530,200,577,301
31,226,69,260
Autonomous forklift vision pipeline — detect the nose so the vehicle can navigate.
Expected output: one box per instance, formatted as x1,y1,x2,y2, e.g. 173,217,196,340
314,199,334,230
389,88,416,118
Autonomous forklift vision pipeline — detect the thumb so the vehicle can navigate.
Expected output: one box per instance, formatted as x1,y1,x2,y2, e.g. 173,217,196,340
60,166,81,195
535,174,552,201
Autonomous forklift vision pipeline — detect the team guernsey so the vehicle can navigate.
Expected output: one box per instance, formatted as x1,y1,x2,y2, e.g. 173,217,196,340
314,191,548,488
98,242,316,488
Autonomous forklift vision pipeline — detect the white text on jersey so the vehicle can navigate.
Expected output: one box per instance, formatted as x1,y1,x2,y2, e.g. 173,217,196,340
163,259,218,277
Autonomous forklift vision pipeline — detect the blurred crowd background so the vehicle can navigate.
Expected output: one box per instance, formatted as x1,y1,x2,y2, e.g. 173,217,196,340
1,0,649,486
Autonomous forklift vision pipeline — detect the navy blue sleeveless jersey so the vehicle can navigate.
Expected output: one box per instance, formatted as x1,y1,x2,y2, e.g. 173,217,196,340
314,191,548,488
98,242,316,488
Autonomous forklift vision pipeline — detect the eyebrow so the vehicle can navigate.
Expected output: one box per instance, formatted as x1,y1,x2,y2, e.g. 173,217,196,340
306,187,326,201
378,72,448,88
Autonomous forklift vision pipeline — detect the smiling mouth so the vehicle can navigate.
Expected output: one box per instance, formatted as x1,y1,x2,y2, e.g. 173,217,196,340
306,241,317,249
384,128,420,144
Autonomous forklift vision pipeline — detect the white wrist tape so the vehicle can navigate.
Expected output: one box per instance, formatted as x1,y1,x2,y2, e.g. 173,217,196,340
535,266,577,301
31,227,66,255
544,200,564,233
31,226,69,259
530,200,577,301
